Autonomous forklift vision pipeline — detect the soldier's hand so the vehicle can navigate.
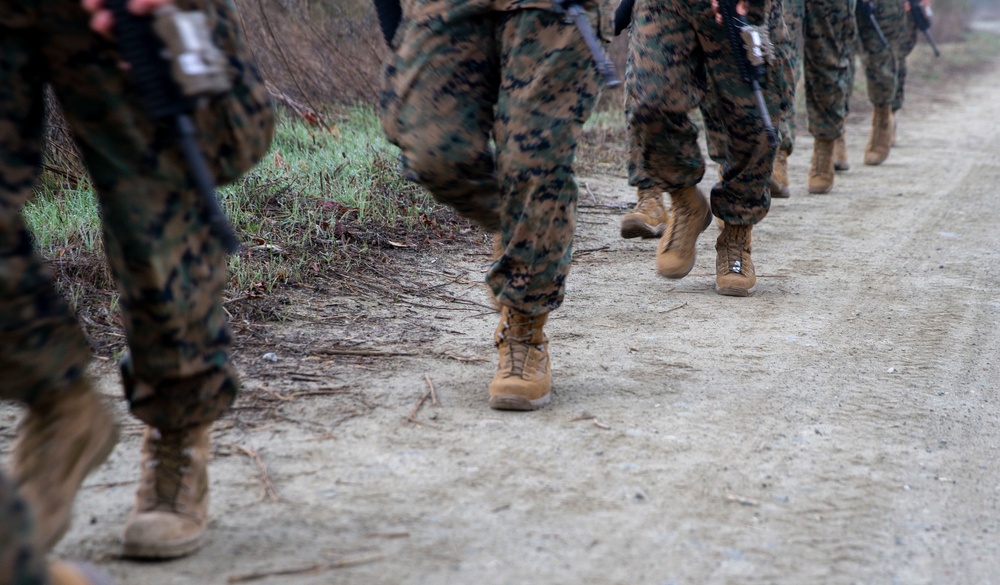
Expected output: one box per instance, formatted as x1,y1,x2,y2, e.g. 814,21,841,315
712,0,749,24
82,0,174,37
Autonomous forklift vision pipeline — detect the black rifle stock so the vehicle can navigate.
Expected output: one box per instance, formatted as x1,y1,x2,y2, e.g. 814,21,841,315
907,0,941,57
373,0,402,45
859,1,890,49
107,0,240,253
614,0,635,35
717,0,778,148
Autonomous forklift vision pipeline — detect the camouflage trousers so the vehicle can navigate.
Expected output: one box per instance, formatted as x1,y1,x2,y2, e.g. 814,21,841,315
0,472,46,585
803,0,857,140
856,0,917,110
0,0,273,430
626,0,788,225
381,1,602,315
705,0,795,163
776,0,804,154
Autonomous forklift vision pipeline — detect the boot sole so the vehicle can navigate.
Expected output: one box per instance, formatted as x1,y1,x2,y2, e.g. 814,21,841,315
123,531,204,560
834,161,851,171
489,392,550,411
716,284,756,297
620,218,666,240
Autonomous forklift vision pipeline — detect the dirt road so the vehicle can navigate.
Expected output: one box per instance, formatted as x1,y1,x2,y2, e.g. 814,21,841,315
20,41,1000,585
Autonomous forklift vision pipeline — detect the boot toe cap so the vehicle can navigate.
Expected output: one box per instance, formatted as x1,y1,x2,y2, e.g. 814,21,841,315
123,512,205,559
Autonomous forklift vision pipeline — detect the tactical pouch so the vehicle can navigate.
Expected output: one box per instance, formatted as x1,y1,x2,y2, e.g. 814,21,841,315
179,0,275,186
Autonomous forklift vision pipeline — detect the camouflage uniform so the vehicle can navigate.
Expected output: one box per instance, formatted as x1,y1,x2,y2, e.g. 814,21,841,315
803,0,857,141
704,0,795,165
381,0,604,315
1,0,272,571
776,0,803,155
627,0,787,225
856,0,917,111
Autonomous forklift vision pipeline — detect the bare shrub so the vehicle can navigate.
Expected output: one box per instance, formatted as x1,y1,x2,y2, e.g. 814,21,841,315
235,0,388,106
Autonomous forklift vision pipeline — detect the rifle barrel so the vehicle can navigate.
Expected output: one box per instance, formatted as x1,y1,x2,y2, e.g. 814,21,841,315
566,5,621,87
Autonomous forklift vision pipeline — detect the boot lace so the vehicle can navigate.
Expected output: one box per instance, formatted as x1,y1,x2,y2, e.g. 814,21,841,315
662,198,693,252
143,431,194,511
496,319,544,378
722,226,750,273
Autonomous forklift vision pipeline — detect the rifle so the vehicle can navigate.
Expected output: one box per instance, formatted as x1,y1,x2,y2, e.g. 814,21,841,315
716,0,779,147
373,0,402,46
107,1,240,253
907,0,941,57
552,1,621,87
614,0,635,35
858,0,890,50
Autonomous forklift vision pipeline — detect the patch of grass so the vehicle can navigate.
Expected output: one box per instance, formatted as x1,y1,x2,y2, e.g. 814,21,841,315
24,105,470,334
23,177,101,253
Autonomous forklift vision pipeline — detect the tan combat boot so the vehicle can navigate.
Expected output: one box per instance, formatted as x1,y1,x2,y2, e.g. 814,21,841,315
769,150,791,199
834,133,850,171
808,139,836,194
123,425,211,559
48,562,116,585
11,378,119,553
716,223,756,297
488,307,551,411
655,186,712,278
865,106,893,166
620,186,669,239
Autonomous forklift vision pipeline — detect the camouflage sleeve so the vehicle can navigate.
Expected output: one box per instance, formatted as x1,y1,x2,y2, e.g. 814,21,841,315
747,0,771,25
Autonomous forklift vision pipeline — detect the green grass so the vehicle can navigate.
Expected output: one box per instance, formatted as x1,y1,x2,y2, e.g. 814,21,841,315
23,177,101,253
26,105,438,299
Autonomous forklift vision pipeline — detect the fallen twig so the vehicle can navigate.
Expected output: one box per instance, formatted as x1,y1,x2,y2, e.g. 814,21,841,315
572,245,611,258
406,386,432,423
235,445,280,503
226,553,385,583
424,374,440,407
313,348,416,357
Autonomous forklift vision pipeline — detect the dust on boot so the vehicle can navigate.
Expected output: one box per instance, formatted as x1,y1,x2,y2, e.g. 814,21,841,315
716,223,756,297
11,377,119,553
123,425,211,559
488,306,551,411
808,138,836,194
620,186,669,239
655,186,712,279
769,150,791,199
864,106,894,166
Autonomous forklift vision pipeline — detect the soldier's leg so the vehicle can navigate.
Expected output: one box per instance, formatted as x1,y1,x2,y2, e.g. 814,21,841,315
0,19,118,556
803,0,856,193
891,11,918,143
858,0,904,165
697,3,783,296
485,7,601,410
380,6,501,232
42,5,239,559
768,0,795,197
627,1,712,281
621,32,669,240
